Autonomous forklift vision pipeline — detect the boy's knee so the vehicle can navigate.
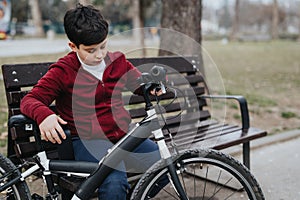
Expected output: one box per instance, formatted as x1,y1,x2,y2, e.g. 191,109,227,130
98,171,130,199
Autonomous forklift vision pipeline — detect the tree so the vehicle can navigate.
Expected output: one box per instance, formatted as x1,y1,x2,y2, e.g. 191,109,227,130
159,0,202,56
132,0,145,56
79,0,92,5
159,0,203,74
272,0,279,39
237,1,285,35
230,0,240,41
29,0,44,37
218,0,231,32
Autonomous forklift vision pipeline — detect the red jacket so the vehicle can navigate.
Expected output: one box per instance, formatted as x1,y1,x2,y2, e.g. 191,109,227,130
20,51,142,142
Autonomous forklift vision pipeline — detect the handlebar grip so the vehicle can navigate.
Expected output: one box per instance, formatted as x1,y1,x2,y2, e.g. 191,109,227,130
151,65,167,83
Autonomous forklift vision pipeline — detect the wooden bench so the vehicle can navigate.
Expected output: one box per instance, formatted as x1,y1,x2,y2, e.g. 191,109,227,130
1,55,267,193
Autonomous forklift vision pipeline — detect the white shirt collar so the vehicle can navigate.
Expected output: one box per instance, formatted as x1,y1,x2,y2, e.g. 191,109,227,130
76,53,106,80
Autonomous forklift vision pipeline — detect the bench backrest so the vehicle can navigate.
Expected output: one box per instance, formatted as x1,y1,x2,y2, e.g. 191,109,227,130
2,56,209,160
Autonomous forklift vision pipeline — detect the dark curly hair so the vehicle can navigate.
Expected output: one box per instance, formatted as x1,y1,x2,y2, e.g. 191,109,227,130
64,3,109,47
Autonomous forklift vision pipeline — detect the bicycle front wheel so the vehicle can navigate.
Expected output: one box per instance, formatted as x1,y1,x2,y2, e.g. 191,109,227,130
131,148,264,200
0,153,31,200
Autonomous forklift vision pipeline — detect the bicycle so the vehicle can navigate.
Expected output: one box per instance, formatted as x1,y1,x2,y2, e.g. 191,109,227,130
0,65,265,200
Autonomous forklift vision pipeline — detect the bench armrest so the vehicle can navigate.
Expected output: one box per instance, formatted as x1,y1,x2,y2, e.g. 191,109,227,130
8,114,43,150
201,95,250,133
8,114,37,128
8,114,74,160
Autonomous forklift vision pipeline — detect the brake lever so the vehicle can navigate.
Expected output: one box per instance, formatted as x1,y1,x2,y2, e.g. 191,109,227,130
160,82,166,94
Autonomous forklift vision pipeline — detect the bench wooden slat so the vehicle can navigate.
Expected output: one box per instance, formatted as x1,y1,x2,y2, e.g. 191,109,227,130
129,99,206,119
57,176,82,194
162,110,211,128
9,108,22,117
9,106,209,142
164,123,236,140
170,124,241,146
128,56,199,74
162,119,218,136
168,75,204,86
10,127,34,140
7,91,29,106
123,86,205,105
163,121,222,139
2,63,52,89
192,127,267,150
15,141,58,158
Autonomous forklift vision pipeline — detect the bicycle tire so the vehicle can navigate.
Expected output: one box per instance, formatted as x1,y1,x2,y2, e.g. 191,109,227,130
130,148,265,200
0,153,31,200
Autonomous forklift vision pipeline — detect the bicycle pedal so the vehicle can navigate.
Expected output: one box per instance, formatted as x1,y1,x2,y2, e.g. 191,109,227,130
31,193,44,200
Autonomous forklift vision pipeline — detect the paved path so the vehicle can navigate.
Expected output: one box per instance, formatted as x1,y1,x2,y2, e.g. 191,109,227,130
225,130,300,200
251,134,300,200
0,38,69,57
0,37,158,58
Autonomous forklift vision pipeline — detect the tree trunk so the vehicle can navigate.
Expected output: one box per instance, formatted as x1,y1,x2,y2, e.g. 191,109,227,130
29,0,44,37
159,0,203,74
230,0,240,41
159,0,202,56
132,0,146,57
78,0,92,5
271,0,279,40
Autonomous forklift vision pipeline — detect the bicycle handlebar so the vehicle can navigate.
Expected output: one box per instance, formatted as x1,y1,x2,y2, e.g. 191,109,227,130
138,65,167,109
139,65,167,86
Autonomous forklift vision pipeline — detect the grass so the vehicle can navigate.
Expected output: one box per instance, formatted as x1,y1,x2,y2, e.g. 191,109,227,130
203,40,300,97
202,40,300,133
281,111,297,119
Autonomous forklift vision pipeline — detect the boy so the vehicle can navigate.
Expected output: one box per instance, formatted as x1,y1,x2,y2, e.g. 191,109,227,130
20,4,161,200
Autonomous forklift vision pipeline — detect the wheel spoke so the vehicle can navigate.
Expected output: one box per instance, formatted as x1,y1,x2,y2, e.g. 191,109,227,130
202,166,208,199
153,183,179,200
207,170,222,200
179,170,187,195
132,149,264,200
193,165,196,198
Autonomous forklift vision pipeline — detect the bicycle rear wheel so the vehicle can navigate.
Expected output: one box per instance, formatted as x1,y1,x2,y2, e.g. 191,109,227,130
131,148,264,200
0,153,31,200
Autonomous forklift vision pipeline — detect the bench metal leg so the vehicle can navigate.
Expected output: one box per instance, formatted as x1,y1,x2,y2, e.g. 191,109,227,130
243,142,250,169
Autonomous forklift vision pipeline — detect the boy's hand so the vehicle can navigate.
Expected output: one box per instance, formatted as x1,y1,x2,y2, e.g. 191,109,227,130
150,88,163,96
39,114,67,144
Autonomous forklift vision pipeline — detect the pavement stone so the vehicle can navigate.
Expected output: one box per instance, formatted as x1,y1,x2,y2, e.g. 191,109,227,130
224,129,300,200
251,134,300,200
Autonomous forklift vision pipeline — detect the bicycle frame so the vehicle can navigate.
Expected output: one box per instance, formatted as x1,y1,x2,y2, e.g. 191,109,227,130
1,66,189,200
61,96,187,199
34,100,187,200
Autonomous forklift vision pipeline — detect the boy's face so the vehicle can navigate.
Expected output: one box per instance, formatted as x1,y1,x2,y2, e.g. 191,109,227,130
69,38,108,66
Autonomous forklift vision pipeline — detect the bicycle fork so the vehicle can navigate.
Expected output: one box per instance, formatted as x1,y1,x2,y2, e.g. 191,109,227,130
149,109,188,200
35,152,60,200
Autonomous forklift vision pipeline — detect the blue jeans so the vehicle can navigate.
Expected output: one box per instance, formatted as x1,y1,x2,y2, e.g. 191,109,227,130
72,138,161,200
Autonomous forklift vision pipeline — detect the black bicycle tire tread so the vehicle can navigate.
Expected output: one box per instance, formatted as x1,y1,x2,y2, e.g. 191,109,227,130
130,148,264,200
0,153,31,200
202,149,264,199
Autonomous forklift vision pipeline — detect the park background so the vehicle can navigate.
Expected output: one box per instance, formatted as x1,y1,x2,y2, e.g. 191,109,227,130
0,0,300,199
1,0,299,145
